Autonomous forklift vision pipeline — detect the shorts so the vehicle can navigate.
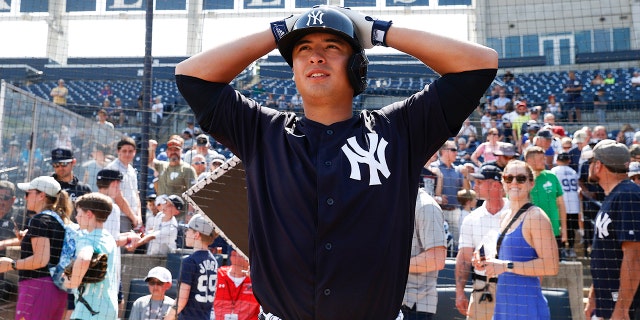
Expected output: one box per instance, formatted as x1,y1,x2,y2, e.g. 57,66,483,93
16,277,66,320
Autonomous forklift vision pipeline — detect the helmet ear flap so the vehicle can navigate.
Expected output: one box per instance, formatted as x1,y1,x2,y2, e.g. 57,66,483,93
347,51,368,97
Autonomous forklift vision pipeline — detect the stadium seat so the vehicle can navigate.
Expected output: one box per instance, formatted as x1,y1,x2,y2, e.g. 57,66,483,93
124,278,178,319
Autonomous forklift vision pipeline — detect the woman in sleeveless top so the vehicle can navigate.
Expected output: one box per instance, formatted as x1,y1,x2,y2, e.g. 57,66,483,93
474,160,559,319
470,128,502,167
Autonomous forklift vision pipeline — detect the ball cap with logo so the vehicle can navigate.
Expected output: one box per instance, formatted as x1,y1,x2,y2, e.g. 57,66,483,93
557,152,571,162
188,213,215,236
96,169,123,181
51,148,74,163
18,176,61,197
196,134,209,146
470,164,502,181
592,139,630,173
144,266,172,283
166,195,184,211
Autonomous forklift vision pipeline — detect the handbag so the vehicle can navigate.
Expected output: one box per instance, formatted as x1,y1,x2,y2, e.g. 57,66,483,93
63,252,108,284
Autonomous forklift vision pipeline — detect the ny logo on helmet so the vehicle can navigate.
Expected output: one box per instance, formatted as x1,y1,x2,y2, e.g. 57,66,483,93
306,10,324,26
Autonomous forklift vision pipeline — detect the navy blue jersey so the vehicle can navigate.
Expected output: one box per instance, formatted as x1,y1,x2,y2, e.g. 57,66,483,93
176,69,495,320
590,180,640,318
179,250,218,320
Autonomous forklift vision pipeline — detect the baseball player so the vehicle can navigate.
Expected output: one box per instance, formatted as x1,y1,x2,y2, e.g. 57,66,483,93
175,5,497,320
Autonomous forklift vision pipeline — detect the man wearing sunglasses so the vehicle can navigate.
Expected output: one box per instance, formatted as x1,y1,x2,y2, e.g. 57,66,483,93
585,140,640,320
456,165,509,319
50,148,92,203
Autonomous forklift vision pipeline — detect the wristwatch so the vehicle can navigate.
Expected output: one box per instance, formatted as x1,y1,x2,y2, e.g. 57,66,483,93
11,260,17,270
506,261,514,272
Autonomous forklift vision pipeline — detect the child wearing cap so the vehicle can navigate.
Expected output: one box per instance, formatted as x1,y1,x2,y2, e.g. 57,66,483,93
165,213,218,320
551,153,582,259
129,266,175,320
132,195,182,255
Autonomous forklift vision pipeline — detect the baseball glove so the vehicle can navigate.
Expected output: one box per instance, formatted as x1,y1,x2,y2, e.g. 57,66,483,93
64,252,108,284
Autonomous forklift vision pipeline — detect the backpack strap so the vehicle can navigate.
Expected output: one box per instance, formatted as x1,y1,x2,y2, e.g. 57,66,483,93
36,210,65,228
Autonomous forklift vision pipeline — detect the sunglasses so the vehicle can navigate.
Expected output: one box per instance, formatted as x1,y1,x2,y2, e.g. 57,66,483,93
52,162,70,168
446,148,458,152
503,174,529,184
193,161,206,165
0,194,13,201
147,280,165,286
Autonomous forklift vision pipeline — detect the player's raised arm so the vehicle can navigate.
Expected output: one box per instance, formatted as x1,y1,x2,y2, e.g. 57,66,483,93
335,7,498,76
176,13,305,83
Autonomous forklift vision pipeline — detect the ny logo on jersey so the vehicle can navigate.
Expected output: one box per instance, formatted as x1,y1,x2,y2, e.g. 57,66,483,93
341,133,390,185
594,211,612,239
306,10,324,26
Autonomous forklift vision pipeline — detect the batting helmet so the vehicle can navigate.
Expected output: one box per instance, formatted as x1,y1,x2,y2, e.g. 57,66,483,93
277,6,368,96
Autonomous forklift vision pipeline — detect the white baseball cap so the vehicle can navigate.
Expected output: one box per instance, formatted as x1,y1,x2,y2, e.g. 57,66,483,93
144,266,172,283
155,194,169,206
17,176,61,197
628,162,640,177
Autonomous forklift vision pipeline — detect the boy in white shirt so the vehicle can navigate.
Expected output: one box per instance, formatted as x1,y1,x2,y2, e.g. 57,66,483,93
133,195,182,255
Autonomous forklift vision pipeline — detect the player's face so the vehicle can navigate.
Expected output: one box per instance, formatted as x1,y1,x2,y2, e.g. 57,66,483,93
292,32,353,100
117,145,136,165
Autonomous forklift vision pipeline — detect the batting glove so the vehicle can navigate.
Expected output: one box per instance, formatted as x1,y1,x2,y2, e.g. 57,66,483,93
270,14,301,45
334,6,393,49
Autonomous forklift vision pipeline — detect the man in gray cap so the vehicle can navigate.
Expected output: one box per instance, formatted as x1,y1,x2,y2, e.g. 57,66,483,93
584,140,640,319
488,143,517,170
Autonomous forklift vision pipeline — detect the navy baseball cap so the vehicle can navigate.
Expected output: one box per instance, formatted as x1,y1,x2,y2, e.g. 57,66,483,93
470,165,502,181
536,129,553,140
51,148,74,163
557,152,571,162
167,195,184,211
96,169,123,181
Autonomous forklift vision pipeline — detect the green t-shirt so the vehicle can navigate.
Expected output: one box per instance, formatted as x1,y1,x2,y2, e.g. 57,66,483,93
530,170,564,236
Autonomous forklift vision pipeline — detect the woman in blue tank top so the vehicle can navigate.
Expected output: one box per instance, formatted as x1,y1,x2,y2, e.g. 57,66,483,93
473,160,560,319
